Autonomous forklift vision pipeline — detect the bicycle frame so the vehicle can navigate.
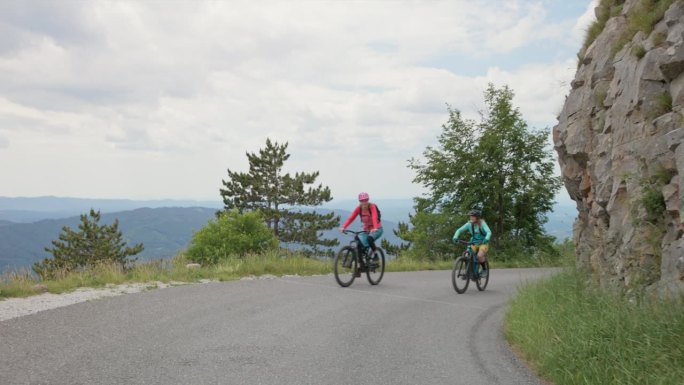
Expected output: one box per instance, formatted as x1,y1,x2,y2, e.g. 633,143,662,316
456,240,477,276
343,230,369,256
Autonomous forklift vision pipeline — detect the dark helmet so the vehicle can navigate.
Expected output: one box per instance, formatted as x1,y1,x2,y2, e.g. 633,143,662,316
468,209,481,218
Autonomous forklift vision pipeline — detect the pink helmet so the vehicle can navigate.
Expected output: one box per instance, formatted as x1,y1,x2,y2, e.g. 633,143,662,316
358,192,370,201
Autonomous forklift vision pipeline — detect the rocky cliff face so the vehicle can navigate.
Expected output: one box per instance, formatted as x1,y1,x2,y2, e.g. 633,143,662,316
554,0,684,296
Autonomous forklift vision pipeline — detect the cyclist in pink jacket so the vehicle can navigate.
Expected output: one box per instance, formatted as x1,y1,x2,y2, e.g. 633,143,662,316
339,192,384,254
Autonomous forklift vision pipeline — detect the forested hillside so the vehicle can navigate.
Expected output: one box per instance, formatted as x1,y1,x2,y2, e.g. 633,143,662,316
0,206,403,271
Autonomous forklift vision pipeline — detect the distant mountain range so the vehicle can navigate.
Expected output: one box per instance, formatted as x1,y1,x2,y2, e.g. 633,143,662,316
0,196,223,223
0,196,575,272
0,207,218,271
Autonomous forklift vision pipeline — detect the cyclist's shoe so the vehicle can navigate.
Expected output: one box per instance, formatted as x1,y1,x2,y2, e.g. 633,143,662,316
354,271,362,277
480,269,488,278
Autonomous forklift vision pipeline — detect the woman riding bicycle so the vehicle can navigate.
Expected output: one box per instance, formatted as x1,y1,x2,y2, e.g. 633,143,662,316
452,209,491,277
339,192,384,257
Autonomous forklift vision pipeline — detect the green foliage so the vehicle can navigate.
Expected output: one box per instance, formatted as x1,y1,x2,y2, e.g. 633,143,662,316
581,0,626,58
32,209,143,280
658,90,673,113
2,250,333,299
637,164,671,224
404,84,561,261
394,199,461,261
631,44,647,58
490,237,574,267
643,90,674,123
506,268,684,385
612,0,677,56
220,138,339,250
640,184,666,224
652,31,667,46
185,210,278,265
380,237,410,257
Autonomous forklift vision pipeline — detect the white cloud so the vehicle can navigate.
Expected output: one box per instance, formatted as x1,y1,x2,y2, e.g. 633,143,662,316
0,0,592,200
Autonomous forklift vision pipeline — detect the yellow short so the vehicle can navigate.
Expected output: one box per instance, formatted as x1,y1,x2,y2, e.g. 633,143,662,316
470,244,489,253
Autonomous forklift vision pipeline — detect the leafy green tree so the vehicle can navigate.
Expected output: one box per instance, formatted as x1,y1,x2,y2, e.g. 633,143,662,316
220,138,339,250
404,84,561,259
185,210,278,265
33,209,143,279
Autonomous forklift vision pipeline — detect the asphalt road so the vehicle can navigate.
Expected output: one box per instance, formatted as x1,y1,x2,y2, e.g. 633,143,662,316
0,268,557,385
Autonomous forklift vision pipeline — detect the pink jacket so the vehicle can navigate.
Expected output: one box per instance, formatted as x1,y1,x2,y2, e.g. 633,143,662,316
342,203,381,231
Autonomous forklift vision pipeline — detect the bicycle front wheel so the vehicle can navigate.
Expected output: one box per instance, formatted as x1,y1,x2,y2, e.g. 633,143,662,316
334,246,358,287
475,260,490,291
452,255,470,294
366,248,385,285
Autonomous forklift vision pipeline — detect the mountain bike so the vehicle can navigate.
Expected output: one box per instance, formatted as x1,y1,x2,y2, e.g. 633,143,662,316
333,230,385,287
452,240,490,294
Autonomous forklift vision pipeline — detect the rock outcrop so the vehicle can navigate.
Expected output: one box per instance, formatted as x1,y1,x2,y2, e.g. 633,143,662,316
554,0,684,296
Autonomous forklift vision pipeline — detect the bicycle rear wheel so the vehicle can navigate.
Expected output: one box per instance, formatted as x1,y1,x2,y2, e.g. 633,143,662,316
366,248,385,285
475,260,490,291
452,255,470,294
334,246,357,287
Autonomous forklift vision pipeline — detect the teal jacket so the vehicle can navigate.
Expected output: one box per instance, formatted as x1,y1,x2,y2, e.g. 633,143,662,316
452,220,492,244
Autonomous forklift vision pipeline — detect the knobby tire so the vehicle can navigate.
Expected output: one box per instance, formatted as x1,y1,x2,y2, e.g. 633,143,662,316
475,260,490,291
366,248,385,285
334,246,358,287
452,255,470,294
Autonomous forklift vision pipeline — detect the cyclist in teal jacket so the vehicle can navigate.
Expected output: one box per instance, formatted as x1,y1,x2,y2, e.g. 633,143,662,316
452,209,492,277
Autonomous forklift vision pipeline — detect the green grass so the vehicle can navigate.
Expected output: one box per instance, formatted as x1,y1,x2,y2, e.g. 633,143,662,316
612,0,676,56
632,44,647,58
505,268,684,385
0,251,333,299
581,0,626,57
580,0,675,61
385,257,453,271
1,241,575,300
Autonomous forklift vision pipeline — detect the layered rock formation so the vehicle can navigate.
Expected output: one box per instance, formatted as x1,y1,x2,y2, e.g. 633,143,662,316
554,0,684,295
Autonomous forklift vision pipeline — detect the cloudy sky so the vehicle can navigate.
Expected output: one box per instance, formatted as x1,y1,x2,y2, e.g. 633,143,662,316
0,0,596,204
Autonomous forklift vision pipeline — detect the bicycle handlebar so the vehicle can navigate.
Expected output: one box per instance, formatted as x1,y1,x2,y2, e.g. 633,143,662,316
455,240,475,245
342,230,368,235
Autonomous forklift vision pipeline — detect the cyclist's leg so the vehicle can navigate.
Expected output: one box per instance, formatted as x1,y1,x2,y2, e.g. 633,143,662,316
359,232,370,249
367,227,383,251
358,233,369,266
477,244,488,263
478,244,489,276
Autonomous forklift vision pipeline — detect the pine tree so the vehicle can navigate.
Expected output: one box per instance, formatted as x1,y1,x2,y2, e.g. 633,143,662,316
33,209,144,279
220,138,339,250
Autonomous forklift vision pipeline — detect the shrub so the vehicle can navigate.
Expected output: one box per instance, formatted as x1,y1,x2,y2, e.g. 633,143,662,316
185,210,278,265
632,44,647,58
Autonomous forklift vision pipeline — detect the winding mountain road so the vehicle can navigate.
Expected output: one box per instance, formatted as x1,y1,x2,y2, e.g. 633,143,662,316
0,269,556,385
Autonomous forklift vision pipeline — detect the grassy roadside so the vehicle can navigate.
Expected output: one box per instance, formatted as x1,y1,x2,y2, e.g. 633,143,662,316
1,249,567,299
0,251,331,299
505,268,684,385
